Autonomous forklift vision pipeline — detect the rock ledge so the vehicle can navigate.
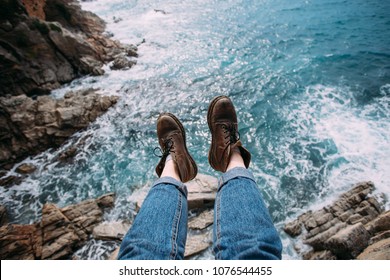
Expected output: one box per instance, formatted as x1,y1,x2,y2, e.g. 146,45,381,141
284,181,390,260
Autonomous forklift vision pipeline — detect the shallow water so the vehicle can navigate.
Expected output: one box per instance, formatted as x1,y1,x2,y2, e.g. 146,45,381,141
1,0,389,259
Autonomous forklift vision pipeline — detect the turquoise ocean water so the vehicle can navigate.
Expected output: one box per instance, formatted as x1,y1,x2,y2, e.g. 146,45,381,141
1,0,389,259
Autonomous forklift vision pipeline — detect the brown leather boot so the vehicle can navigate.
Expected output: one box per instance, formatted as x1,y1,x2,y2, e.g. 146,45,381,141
207,95,251,172
155,113,198,182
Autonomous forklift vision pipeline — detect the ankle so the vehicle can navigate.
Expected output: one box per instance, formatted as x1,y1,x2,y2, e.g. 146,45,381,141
161,155,181,182
226,146,245,172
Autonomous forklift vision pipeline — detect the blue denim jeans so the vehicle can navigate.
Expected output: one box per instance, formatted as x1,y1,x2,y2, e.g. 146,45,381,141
118,167,282,260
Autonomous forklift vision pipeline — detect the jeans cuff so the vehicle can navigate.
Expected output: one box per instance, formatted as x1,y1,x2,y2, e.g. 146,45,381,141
218,167,256,191
152,176,188,198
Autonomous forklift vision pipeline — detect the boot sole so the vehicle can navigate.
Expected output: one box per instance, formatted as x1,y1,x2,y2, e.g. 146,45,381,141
163,112,198,181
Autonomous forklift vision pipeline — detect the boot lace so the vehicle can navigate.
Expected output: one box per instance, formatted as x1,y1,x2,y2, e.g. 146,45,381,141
153,138,175,158
222,123,240,145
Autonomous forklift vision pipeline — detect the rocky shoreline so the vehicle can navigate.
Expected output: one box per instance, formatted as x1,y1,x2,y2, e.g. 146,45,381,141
1,174,388,259
0,192,115,259
0,0,389,261
0,0,140,259
0,0,138,169
0,174,218,259
284,182,390,259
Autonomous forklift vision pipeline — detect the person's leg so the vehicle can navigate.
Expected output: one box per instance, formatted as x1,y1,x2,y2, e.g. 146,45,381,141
213,167,282,259
118,113,197,260
118,176,188,260
208,95,282,260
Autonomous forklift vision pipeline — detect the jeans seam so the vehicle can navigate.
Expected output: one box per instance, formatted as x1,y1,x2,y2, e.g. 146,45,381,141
152,177,188,198
218,167,256,191
170,191,182,260
215,192,222,259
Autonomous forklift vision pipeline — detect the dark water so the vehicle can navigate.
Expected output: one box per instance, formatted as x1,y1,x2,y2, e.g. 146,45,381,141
1,0,389,259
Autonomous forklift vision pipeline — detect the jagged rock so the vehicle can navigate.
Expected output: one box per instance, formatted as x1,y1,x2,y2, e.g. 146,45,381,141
48,26,104,75
110,55,136,70
113,16,122,23
304,222,347,250
44,0,128,63
126,45,138,57
96,193,115,209
15,163,37,174
57,146,78,162
0,223,42,259
130,174,218,211
0,0,137,169
45,0,105,36
312,210,333,227
0,20,13,32
0,90,119,168
357,238,390,260
41,203,81,259
370,230,390,244
187,192,215,210
338,209,354,222
355,200,379,221
0,192,115,259
326,223,371,259
342,181,374,199
22,0,46,20
347,213,365,224
54,135,89,164
0,175,23,187
309,218,341,239
284,182,385,259
367,197,383,213
188,209,213,230
0,205,8,226
185,231,212,258
284,219,302,237
187,173,218,193
1,16,75,96
304,217,317,231
187,174,218,210
364,210,390,235
41,195,115,259
304,250,337,260
92,221,131,241
61,199,103,236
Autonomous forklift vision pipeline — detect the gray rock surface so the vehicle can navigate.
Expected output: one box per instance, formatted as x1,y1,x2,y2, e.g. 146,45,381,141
185,230,212,258
0,89,119,167
110,55,136,70
0,0,132,97
364,210,390,235
15,163,37,174
357,238,390,260
0,223,42,259
92,221,131,241
0,0,137,169
284,181,389,260
187,174,218,210
0,205,8,226
326,223,371,259
129,173,218,211
188,209,214,230
0,193,115,259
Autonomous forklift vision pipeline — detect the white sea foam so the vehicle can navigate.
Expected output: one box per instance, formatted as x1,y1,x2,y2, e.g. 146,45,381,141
306,85,390,208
